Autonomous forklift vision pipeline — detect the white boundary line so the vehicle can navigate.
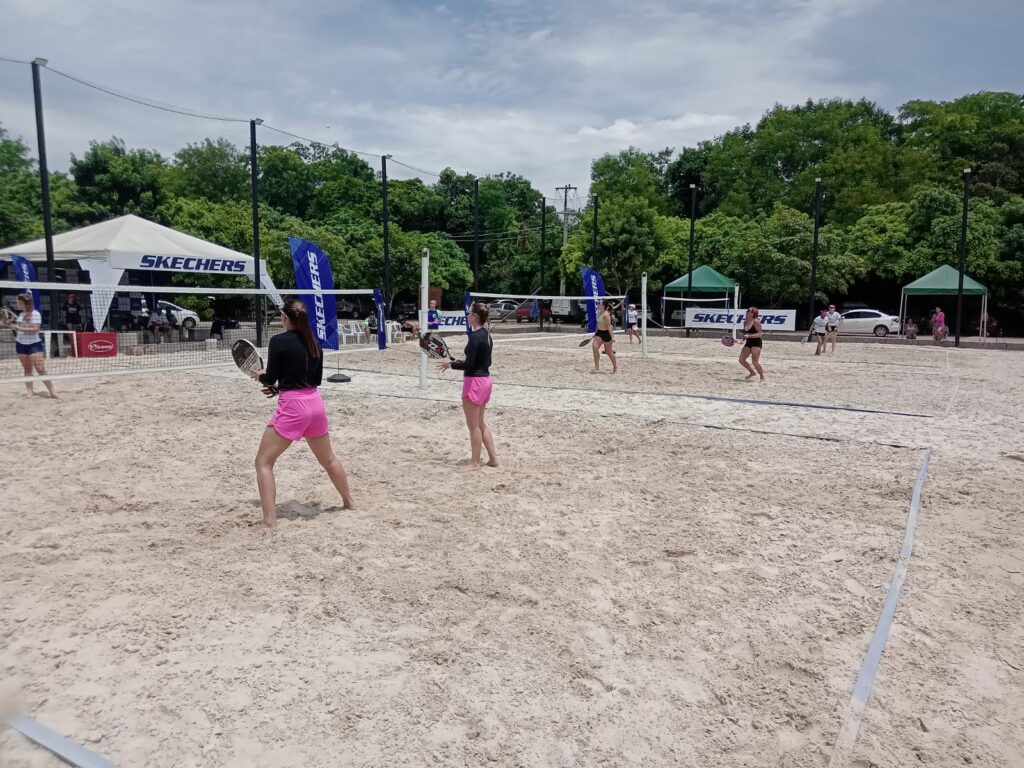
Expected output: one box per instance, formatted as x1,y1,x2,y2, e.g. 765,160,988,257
827,448,933,765
0,344,384,386
943,380,960,417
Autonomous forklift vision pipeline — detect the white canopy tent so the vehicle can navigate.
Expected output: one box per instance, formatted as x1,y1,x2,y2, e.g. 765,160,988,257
0,214,283,329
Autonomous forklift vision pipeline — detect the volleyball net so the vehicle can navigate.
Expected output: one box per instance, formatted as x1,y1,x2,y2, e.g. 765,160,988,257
467,291,629,331
0,280,383,384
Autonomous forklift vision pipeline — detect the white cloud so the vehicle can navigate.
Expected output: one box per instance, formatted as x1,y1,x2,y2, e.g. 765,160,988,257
0,0,1002,201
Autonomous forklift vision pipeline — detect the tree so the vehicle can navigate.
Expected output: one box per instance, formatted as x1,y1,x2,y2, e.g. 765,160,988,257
70,138,168,221
0,124,39,246
168,138,249,204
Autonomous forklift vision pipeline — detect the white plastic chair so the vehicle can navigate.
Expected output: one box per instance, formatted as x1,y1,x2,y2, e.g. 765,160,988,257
339,322,359,346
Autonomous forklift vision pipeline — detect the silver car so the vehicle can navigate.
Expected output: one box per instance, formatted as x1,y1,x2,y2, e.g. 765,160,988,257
488,300,518,322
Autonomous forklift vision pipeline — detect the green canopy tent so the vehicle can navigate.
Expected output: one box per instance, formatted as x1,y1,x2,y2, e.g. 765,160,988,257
662,265,740,336
899,264,989,340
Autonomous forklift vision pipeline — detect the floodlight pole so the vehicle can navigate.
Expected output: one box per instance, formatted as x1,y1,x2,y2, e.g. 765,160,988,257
539,195,547,329
382,154,393,312
686,184,696,337
473,178,480,291
807,178,822,329
955,168,972,348
419,248,429,389
250,118,264,346
31,58,56,334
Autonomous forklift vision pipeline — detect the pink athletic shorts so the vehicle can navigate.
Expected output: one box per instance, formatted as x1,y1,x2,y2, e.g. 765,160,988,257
268,388,329,441
461,375,493,405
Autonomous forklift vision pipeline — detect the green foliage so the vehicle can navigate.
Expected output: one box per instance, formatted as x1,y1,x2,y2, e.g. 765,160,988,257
69,137,168,221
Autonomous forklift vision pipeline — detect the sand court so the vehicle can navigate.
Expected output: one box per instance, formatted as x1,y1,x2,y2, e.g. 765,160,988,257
1,337,1021,766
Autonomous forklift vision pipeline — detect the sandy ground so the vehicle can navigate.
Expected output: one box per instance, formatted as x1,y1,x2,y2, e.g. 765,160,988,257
0,335,1021,767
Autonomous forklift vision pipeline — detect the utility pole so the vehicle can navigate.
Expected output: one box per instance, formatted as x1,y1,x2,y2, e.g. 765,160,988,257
555,184,577,295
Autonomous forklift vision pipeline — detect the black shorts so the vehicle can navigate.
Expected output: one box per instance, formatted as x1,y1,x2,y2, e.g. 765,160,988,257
596,329,612,343
815,332,826,337
744,338,762,349
826,326,837,333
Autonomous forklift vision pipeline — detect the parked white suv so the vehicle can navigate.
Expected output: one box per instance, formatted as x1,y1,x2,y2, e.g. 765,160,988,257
157,300,200,330
838,309,900,337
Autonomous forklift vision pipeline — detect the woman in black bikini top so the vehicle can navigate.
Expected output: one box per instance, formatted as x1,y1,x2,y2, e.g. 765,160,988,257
739,307,765,381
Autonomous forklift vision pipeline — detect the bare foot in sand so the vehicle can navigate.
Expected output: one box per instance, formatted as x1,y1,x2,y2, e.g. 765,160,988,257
486,459,498,468
342,497,356,510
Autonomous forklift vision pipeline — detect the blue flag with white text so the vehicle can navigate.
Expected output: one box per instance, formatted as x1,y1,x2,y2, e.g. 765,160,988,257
289,237,339,351
580,266,606,333
11,255,41,311
463,291,472,336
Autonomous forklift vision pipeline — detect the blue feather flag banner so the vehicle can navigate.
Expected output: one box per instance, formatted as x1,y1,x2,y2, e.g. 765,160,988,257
580,266,606,333
289,237,339,350
373,288,387,350
11,255,41,310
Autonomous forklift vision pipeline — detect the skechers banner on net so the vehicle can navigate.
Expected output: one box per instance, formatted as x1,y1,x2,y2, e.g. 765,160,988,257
138,255,247,273
685,308,797,331
436,311,469,333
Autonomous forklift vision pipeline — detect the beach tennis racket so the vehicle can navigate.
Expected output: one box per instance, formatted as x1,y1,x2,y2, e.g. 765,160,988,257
721,334,735,347
0,308,15,328
578,335,593,348
419,333,453,360
232,339,277,395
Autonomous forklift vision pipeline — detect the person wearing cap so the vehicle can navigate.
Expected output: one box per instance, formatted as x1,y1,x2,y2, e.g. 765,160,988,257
811,309,829,356
825,303,842,354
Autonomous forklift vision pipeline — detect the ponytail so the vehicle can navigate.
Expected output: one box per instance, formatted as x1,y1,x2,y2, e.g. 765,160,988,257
283,299,321,359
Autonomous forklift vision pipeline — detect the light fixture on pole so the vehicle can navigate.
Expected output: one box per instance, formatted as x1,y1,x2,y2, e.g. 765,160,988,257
955,168,972,348
250,118,264,346
382,154,393,311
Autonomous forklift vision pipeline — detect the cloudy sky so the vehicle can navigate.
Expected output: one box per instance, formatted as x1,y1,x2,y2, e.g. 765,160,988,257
1,0,1021,202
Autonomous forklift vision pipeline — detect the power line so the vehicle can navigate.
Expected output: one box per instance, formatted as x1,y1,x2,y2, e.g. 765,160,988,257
45,65,249,123
388,158,442,178
0,56,31,65
258,123,380,160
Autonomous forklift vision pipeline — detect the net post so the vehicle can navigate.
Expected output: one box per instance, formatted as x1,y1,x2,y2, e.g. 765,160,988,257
641,272,648,358
733,285,740,341
419,248,429,390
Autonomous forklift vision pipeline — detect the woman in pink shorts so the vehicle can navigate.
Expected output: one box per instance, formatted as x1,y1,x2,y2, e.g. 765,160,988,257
251,299,354,527
439,302,498,470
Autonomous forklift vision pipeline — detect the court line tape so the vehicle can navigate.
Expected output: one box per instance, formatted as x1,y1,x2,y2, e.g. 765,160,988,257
827,448,932,767
6,715,116,768
329,366,934,419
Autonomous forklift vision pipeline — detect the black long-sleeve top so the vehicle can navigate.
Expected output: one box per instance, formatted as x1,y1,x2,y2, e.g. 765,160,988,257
258,331,323,391
450,327,492,377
